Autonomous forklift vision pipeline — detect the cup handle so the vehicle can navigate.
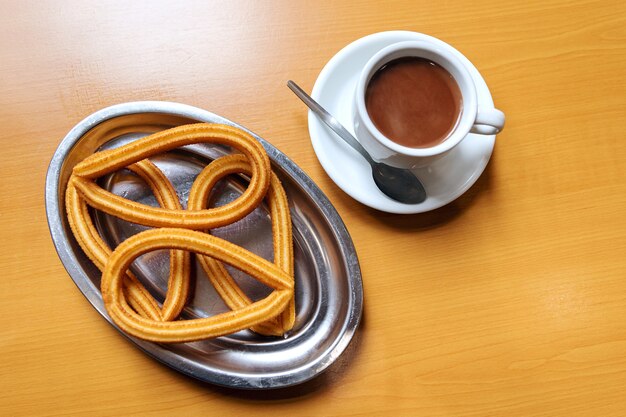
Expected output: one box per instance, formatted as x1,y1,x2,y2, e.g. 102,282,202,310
471,108,505,135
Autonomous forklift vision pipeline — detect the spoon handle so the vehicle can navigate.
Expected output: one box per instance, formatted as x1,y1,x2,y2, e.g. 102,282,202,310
287,80,374,164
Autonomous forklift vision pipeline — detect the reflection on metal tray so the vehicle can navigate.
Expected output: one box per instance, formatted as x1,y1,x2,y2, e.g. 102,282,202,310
45,101,363,389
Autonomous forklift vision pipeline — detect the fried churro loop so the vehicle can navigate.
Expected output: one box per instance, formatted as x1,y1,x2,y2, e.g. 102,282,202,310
66,123,295,343
66,159,190,321
72,123,271,229
188,154,295,336
102,228,293,342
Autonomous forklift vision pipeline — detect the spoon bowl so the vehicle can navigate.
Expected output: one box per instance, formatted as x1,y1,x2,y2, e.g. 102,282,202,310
371,162,426,204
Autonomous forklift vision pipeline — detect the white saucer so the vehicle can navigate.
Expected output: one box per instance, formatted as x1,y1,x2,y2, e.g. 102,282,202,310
309,31,496,214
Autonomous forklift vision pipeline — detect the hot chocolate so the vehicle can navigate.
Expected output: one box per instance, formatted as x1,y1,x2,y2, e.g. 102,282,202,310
365,57,462,148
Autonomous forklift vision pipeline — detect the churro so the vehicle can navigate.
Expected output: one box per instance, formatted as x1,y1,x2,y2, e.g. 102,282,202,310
188,154,295,336
66,123,295,343
66,159,190,321
71,124,270,229
102,228,293,342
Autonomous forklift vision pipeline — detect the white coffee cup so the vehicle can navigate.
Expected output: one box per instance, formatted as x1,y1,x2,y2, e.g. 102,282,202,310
353,40,505,169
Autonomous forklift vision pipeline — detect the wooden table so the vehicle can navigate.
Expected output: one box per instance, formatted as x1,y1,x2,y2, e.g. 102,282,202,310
2,1,625,415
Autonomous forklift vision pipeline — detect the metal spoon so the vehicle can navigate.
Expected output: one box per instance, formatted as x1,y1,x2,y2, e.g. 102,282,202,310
287,80,426,204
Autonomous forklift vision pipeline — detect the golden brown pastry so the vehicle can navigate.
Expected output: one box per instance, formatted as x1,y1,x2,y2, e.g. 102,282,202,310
188,154,295,336
101,227,293,342
70,124,271,229
66,123,295,342
66,159,190,321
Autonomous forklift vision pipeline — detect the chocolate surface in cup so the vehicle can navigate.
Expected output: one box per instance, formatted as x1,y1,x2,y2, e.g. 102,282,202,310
365,57,462,148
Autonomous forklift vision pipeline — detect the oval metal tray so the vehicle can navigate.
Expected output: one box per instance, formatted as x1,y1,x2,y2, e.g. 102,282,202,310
45,101,363,389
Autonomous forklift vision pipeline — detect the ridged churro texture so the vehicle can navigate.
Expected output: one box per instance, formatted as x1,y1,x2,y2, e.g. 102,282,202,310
66,123,295,342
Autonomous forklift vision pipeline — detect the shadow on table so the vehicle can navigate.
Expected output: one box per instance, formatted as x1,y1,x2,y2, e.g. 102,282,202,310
340,152,497,230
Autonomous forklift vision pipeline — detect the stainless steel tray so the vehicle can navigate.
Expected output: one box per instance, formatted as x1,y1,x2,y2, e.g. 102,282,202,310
45,101,363,389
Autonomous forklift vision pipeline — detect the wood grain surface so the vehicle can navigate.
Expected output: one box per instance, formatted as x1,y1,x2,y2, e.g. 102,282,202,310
1,0,626,415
